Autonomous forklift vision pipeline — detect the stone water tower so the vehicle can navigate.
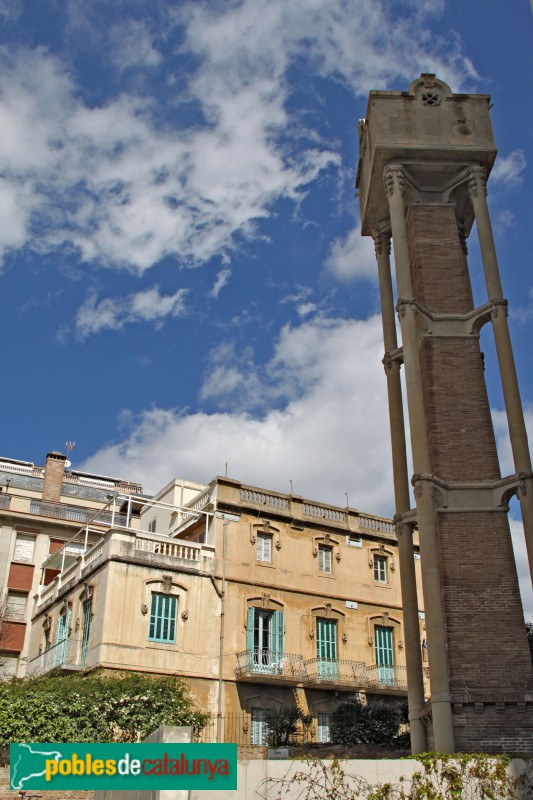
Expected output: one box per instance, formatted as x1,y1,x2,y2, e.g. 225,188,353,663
357,74,533,754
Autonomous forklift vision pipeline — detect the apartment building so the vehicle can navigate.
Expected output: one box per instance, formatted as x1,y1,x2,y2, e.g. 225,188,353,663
24,473,427,744
0,451,144,677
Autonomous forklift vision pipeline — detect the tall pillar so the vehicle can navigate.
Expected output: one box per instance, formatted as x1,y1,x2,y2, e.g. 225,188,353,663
468,167,533,586
356,73,533,755
372,227,427,753
385,167,454,754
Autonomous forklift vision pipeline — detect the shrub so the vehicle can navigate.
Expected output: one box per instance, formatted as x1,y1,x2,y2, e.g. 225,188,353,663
0,672,208,745
263,706,312,747
329,698,402,746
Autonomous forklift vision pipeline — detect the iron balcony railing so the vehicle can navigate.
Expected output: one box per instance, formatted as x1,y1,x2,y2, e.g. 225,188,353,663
303,657,369,686
235,650,308,682
304,659,408,692
28,637,84,676
366,664,408,690
29,499,126,526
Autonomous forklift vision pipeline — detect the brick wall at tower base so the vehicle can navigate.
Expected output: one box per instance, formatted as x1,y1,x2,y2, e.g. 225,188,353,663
452,703,533,756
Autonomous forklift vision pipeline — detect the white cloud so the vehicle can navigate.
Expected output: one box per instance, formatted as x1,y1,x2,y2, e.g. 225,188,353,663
109,20,162,70
80,313,394,510
325,226,376,282
75,285,187,338
0,1,475,272
209,268,232,299
491,149,527,186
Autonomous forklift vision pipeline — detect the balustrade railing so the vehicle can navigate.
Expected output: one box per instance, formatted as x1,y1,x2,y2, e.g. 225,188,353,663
239,488,289,510
134,537,201,561
304,503,346,523
358,515,395,535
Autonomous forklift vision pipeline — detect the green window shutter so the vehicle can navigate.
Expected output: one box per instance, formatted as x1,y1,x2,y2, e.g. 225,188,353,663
375,626,394,665
149,594,177,643
271,610,284,660
246,607,255,651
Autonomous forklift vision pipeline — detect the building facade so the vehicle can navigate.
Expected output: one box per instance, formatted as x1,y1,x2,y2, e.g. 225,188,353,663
23,474,427,745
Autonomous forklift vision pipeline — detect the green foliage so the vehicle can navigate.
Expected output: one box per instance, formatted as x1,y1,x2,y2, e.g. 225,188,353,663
329,699,401,746
259,754,523,800
263,705,312,747
0,672,208,745
406,752,518,800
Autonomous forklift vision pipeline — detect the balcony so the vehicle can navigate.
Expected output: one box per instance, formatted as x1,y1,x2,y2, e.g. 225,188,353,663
303,660,408,694
235,650,307,684
36,529,216,613
366,664,408,693
0,493,10,510
304,658,369,690
29,498,126,527
28,637,84,677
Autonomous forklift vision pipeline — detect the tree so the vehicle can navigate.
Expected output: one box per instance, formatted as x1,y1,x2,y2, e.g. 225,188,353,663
0,672,208,745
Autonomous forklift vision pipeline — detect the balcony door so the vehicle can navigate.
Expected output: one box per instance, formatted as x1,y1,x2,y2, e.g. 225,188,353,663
375,625,394,683
54,605,71,666
316,618,338,679
246,608,284,673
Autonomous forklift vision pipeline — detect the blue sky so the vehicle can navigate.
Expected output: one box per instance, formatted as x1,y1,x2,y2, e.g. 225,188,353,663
1,1,532,609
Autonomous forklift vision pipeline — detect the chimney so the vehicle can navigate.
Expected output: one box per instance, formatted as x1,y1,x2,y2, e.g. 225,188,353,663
42,452,67,502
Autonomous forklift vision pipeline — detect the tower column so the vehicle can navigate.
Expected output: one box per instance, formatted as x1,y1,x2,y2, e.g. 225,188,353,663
468,166,533,586
385,165,455,754
372,227,427,753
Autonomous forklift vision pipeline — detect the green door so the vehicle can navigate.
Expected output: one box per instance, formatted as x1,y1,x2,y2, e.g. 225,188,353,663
375,626,394,684
316,618,338,679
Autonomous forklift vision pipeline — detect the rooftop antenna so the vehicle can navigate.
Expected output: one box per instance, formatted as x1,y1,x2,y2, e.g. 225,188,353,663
65,441,75,469
345,492,349,508
290,480,293,494
225,462,228,477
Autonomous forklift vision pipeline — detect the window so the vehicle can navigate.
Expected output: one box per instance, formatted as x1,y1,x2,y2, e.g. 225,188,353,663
317,714,330,743
149,593,177,643
14,534,35,564
256,533,272,562
80,598,92,666
148,518,157,533
54,604,71,666
6,591,27,621
374,555,387,583
318,545,332,574
375,625,394,683
316,618,338,679
251,708,268,745
246,607,284,673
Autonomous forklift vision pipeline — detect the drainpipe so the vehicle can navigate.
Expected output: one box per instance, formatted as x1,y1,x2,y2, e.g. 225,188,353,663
215,512,240,743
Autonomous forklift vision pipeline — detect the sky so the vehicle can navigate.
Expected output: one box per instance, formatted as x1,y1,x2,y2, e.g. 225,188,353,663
0,0,532,612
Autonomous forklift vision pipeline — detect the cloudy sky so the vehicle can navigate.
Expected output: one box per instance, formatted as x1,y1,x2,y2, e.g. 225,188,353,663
1,1,532,612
